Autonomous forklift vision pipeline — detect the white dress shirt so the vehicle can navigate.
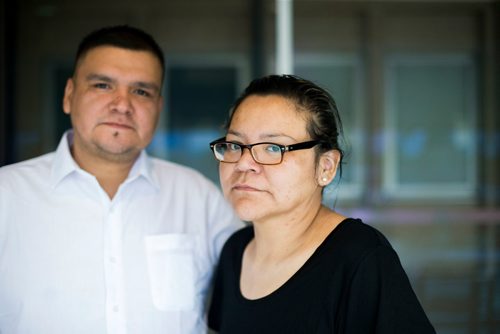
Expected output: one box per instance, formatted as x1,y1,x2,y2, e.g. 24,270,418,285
0,131,241,334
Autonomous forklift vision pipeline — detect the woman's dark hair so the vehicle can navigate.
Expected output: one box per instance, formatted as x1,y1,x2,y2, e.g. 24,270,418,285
73,25,165,82
226,74,345,178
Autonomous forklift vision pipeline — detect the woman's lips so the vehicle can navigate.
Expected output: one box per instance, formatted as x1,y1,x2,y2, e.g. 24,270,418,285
233,184,260,192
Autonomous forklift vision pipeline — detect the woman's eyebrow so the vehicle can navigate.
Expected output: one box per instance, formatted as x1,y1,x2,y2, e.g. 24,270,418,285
226,129,297,141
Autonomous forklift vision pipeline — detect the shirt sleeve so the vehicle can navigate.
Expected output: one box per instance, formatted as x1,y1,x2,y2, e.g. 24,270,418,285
204,182,243,264
341,245,436,334
199,182,242,319
0,181,7,254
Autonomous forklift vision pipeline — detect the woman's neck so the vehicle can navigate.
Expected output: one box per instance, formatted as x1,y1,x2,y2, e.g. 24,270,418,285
240,205,345,300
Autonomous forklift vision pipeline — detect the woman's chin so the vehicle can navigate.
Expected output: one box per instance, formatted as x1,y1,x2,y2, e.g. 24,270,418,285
233,205,262,223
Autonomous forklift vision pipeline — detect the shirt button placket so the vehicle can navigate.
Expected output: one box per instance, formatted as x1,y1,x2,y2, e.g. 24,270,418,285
105,203,126,334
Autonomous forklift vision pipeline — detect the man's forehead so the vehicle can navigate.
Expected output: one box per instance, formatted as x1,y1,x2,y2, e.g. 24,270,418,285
73,46,163,83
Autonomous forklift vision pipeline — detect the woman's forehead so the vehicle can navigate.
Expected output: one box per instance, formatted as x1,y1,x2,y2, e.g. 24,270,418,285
229,95,310,140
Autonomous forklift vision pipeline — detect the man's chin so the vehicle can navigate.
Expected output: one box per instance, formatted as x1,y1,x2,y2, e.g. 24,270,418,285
95,144,141,163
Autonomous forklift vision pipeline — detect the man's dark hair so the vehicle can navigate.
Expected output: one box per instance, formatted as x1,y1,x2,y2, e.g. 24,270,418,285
73,25,165,81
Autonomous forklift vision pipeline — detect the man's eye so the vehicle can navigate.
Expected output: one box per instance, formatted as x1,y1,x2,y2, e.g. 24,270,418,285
134,89,151,97
93,83,110,89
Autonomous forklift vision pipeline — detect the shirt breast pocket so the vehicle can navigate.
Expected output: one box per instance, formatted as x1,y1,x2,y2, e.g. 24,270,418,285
144,234,198,311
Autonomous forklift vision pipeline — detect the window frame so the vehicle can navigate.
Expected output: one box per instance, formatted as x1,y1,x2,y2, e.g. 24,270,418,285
382,53,478,203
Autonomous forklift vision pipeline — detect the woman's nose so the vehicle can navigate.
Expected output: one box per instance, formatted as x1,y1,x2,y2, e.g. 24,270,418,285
234,148,260,172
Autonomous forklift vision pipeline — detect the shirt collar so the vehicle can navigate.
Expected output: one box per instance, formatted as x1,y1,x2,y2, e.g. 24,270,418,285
50,130,159,190
126,149,159,190
50,130,80,187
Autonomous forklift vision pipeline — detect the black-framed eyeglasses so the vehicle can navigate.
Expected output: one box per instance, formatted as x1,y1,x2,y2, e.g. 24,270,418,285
209,137,323,165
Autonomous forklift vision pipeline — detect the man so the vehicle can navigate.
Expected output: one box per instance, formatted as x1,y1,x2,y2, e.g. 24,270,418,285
0,25,241,334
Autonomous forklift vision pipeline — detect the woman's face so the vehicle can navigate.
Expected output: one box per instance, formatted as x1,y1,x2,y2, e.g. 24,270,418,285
219,94,325,223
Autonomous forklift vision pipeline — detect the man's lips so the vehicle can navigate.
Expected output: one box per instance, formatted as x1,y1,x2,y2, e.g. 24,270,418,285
101,122,134,129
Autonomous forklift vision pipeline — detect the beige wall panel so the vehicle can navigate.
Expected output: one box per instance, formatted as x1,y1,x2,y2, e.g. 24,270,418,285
384,15,479,51
295,16,363,51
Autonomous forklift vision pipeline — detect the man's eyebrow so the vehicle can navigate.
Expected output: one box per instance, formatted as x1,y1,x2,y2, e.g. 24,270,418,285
84,74,160,93
85,73,114,83
133,81,161,94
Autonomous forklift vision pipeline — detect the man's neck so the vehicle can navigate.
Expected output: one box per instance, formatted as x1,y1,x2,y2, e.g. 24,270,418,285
71,145,138,199
91,160,134,199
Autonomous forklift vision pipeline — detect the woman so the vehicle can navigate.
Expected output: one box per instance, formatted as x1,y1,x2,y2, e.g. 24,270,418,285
208,75,435,333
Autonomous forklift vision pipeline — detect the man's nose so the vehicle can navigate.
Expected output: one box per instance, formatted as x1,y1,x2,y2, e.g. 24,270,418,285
110,90,133,114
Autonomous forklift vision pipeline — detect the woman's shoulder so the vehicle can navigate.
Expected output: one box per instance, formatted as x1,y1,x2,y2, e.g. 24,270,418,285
335,218,391,245
322,217,395,263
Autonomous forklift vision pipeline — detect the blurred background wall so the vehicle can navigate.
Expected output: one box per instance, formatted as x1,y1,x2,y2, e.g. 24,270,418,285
1,0,499,332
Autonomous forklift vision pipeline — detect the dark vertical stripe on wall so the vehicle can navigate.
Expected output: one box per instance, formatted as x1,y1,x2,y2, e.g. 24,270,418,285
0,0,17,166
250,0,265,79
495,1,500,206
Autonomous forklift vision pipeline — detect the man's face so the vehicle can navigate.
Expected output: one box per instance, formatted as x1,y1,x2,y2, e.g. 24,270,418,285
63,46,163,164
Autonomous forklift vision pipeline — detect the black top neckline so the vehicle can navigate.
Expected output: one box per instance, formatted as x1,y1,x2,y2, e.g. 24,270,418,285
235,218,357,304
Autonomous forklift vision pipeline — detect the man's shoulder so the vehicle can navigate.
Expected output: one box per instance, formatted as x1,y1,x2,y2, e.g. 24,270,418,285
0,153,56,195
147,156,217,188
149,156,200,172
0,152,55,180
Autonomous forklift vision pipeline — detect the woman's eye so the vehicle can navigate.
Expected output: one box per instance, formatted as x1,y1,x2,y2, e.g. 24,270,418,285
265,144,281,153
228,143,241,151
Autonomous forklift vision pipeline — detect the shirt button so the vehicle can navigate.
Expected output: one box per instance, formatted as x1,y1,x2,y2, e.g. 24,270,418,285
113,305,119,312
109,257,116,263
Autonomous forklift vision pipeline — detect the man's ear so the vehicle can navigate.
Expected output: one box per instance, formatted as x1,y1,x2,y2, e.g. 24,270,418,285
62,78,74,115
157,95,164,115
317,150,341,186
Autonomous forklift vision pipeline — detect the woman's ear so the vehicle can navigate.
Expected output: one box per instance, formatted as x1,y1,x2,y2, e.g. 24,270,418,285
317,150,341,186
